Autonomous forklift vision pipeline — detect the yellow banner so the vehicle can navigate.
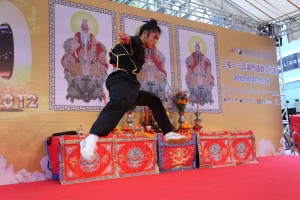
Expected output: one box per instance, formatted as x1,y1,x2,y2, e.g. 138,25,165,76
0,0,283,185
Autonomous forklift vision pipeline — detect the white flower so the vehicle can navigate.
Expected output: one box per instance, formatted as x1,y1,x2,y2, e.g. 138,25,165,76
275,137,286,155
40,156,53,180
258,138,275,156
0,156,18,185
16,169,31,183
0,155,52,185
30,172,47,182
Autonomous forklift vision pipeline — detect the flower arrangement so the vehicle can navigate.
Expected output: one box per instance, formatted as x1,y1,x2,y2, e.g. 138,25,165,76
172,89,190,112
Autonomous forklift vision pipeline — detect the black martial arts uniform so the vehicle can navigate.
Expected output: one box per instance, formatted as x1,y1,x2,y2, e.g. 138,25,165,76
90,36,173,136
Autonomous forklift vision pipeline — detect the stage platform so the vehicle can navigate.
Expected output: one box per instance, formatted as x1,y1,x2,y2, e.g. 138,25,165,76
1,156,299,200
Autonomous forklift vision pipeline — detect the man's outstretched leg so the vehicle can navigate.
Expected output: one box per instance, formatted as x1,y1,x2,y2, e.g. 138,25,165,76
80,71,139,161
80,99,129,161
134,90,188,145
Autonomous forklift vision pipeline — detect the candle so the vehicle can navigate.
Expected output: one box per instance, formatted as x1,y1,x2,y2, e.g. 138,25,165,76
144,106,147,124
103,93,107,105
149,109,153,124
197,98,200,111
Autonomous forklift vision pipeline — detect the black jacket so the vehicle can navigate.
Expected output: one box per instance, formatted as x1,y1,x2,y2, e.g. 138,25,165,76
109,36,145,76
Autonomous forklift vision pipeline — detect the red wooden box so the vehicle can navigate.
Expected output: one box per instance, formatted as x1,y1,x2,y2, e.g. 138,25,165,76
157,132,197,172
229,130,258,165
114,134,159,178
59,135,116,185
58,133,158,184
197,131,235,168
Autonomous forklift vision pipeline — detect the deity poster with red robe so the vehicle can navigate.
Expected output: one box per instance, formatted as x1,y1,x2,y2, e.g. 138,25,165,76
175,25,221,113
120,13,175,109
50,1,116,111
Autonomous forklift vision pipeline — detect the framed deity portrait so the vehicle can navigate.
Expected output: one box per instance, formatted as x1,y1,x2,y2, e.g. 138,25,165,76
49,0,116,111
175,25,222,113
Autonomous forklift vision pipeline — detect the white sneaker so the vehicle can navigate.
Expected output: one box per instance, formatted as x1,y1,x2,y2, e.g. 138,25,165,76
164,132,188,145
80,138,97,161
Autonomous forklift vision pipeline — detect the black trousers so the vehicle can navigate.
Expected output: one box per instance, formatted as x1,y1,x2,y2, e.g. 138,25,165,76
90,70,173,136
